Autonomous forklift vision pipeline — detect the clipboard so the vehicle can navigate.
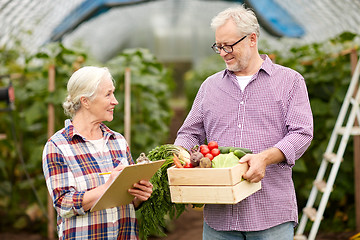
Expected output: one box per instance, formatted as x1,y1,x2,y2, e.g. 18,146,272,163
90,160,166,212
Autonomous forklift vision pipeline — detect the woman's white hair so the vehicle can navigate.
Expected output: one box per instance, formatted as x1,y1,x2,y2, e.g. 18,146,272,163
62,66,112,118
211,5,260,38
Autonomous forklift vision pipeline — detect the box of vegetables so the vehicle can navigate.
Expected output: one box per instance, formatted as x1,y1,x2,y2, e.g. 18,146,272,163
167,141,261,204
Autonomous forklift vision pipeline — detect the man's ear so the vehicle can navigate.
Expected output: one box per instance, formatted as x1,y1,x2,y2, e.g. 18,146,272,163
250,32,257,47
80,96,90,109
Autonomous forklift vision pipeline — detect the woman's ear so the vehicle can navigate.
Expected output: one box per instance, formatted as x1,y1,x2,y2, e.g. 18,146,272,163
80,96,90,109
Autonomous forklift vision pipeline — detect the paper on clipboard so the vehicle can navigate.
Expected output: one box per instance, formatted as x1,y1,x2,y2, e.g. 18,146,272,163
90,160,166,212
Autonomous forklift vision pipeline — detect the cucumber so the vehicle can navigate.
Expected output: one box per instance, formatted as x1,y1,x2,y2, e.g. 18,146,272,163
236,147,252,154
233,149,246,159
218,146,232,154
218,146,253,154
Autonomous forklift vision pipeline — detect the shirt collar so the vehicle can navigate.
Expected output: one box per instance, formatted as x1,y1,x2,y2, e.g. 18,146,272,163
64,119,116,141
222,54,273,79
258,54,273,76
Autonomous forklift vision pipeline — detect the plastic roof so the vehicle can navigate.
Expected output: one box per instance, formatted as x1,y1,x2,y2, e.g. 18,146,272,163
50,0,305,41
1,0,360,63
0,0,81,49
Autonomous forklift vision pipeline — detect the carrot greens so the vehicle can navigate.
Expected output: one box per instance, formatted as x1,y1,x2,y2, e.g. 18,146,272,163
136,145,188,239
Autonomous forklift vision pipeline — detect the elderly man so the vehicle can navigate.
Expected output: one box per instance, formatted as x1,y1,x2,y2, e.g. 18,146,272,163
174,5,313,240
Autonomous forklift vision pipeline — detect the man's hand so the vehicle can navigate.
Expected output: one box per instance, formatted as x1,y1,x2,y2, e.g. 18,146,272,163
239,147,285,183
239,153,266,183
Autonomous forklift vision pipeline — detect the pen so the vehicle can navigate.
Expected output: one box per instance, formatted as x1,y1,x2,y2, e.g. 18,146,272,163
99,166,126,176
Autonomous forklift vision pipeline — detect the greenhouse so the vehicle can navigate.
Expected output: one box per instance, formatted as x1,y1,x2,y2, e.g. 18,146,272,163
1,0,360,240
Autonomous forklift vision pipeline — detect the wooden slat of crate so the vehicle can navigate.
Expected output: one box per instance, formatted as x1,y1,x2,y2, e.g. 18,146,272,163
167,163,248,186
169,180,261,204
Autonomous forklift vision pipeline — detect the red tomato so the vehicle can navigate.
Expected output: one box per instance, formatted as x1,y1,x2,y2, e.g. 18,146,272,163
184,162,194,168
200,144,208,149
205,153,214,160
200,145,210,155
208,141,218,150
211,148,220,157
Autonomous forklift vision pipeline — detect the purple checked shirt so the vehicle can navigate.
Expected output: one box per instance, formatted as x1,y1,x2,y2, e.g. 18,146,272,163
174,55,313,231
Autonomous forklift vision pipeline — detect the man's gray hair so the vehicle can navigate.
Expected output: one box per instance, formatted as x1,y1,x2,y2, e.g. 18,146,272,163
211,5,260,38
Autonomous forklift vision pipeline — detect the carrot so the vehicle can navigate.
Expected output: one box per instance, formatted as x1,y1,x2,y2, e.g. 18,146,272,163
173,153,184,168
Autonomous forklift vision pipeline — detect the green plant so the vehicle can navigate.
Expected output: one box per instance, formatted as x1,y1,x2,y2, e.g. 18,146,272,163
107,48,175,158
184,54,224,112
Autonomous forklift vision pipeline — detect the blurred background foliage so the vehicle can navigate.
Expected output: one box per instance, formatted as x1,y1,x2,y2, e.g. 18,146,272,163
0,31,359,237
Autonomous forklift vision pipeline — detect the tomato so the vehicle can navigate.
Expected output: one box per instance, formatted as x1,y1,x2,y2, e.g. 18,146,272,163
184,162,194,168
211,148,220,157
208,141,218,150
200,145,210,155
200,144,208,150
205,153,214,160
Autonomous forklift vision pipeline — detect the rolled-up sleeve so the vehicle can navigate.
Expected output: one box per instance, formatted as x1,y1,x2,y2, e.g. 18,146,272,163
43,140,86,218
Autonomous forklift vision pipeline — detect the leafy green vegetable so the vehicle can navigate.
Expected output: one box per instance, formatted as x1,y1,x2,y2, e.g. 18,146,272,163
212,152,240,168
137,145,186,239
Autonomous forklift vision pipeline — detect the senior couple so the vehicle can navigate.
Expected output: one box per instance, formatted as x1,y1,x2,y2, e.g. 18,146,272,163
43,5,313,240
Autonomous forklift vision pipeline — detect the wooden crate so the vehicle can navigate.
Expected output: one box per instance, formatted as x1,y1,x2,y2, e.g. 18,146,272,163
167,164,261,204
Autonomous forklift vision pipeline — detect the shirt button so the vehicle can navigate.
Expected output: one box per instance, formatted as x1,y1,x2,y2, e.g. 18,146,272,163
238,124,242,128
240,101,244,105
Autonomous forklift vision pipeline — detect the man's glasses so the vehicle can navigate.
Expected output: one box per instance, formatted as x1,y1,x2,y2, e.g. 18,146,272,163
211,35,247,54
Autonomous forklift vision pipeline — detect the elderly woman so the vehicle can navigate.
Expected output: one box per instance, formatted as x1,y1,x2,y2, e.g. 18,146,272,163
42,66,152,239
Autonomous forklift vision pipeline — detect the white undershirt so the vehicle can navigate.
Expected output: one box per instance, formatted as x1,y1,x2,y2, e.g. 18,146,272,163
236,75,253,91
88,137,106,153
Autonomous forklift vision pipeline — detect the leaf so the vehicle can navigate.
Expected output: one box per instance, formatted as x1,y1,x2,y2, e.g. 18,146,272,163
293,158,307,173
23,102,47,125
310,99,329,116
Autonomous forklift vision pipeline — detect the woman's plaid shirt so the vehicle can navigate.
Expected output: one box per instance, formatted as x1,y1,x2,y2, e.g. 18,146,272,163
43,119,139,239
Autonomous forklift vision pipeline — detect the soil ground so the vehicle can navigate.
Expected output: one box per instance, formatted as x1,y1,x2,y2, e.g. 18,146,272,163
148,206,358,240
1,207,356,240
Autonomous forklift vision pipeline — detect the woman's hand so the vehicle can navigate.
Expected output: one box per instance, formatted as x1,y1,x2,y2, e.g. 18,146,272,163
106,164,126,186
129,180,153,208
83,164,126,211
